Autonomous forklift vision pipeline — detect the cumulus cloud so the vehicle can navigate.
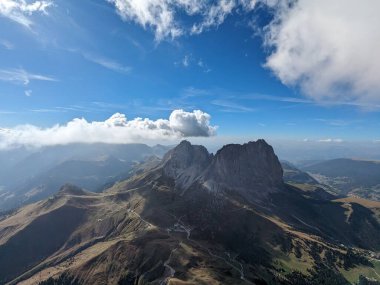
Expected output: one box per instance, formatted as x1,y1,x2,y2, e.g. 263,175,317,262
0,68,56,85
264,0,380,103
0,0,52,28
0,109,216,149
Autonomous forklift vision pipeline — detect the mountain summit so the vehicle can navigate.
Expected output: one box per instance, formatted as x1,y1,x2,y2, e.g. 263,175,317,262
161,139,283,197
162,140,212,190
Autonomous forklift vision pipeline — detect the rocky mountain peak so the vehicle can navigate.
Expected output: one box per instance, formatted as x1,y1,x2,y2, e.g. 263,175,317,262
162,140,211,167
159,139,283,195
162,140,212,190
202,139,283,192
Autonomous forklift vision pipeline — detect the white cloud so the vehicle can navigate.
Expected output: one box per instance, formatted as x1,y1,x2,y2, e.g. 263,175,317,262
318,138,344,143
24,89,32,96
0,39,14,50
191,0,236,34
169,109,216,136
0,110,16,115
0,0,52,28
302,138,344,143
182,55,190,67
0,68,56,85
107,0,250,41
107,0,187,41
181,87,210,98
82,53,132,74
264,0,380,104
0,109,217,149
106,0,266,41
211,99,256,112
175,54,211,72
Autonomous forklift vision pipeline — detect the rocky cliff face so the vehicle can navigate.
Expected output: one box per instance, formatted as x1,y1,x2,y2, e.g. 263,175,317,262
202,139,283,193
161,139,283,195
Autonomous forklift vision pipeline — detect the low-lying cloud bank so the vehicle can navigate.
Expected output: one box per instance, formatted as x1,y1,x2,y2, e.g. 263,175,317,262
0,109,216,149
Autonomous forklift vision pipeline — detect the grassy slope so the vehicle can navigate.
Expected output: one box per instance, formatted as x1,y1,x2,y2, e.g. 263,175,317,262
340,260,380,283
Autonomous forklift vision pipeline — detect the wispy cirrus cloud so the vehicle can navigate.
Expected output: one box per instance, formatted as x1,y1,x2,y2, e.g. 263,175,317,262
302,138,344,143
181,87,211,98
0,110,16,115
82,53,132,74
0,68,57,85
314,118,356,127
0,39,14,50
245,93,380,110
182,55,190,67
0,0,52,28
190,0,235,35
317,138,344,143
0,109,217,149
175,54,211,72
211,99,256,113
28,105,94,114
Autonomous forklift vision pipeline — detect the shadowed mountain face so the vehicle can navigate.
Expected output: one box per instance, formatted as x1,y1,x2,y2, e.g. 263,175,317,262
202,140,283,193
0,140,379,285
162,139,283,196
162,140,212,191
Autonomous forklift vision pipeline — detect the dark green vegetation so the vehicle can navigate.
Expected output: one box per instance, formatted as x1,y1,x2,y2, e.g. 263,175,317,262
0,141,379,284
39,274,79,285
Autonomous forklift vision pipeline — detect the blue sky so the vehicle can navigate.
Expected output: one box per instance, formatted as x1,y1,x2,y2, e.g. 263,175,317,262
1,0,380,149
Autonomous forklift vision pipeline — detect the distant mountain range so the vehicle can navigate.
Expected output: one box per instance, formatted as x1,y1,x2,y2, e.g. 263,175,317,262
281,161,319,185
0,140,380,284
299,159,380,201
0,143,171,211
